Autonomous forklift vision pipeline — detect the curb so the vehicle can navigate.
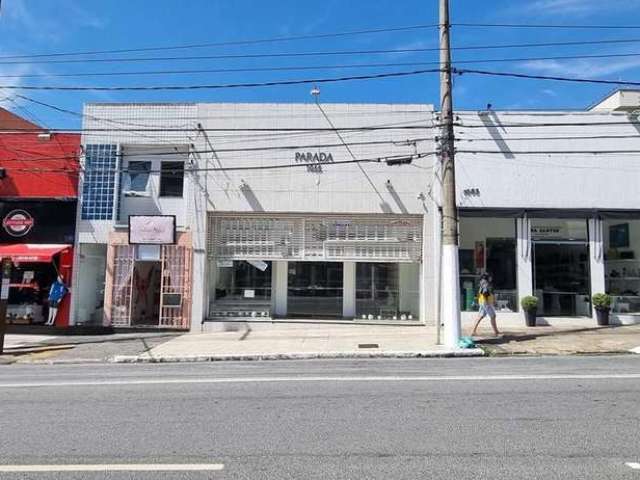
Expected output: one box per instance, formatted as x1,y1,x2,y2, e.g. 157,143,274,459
110,349,485,363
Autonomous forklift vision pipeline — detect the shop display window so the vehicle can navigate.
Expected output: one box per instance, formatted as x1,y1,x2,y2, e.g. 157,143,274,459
604,219,640,315
459,217,518,312
76,244,107,325
6,263,57,325
210,260,272,318
355,262,419,320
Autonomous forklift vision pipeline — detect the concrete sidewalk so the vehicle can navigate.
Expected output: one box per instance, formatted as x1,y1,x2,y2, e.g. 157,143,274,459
467,322,640,356
112,324,481,362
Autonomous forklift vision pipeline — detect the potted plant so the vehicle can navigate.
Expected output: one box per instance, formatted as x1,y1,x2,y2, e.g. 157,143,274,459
592,293,612,326
520,296,538,327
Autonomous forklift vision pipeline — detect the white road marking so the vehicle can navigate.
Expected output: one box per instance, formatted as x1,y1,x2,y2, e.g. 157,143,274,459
627,462,640,469
0,373,640,388
0,464,224,472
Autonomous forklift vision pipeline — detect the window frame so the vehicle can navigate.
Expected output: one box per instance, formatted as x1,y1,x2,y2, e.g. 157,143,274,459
159,161,185,198
124,160,152,196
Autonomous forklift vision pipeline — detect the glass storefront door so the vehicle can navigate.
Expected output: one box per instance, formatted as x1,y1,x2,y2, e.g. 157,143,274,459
533,242,591,316
287,262,343,317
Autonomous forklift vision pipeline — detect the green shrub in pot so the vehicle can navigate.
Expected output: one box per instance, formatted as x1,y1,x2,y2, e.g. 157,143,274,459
520,296,538,312
592,293,611,311
592,293,612,326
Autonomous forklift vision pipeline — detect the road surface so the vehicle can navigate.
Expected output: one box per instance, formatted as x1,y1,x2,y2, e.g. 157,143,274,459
0,356,639,479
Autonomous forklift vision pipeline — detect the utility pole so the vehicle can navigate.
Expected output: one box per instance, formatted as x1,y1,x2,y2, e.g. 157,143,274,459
439,0,461,348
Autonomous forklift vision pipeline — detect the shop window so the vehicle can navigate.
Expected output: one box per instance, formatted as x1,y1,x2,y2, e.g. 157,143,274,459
356,262,419,320
76,244,107,325
459,217,517,312
604,219,640,316
159,161,184,197
210,260,272,318
81,144,118,220
124,161,151,195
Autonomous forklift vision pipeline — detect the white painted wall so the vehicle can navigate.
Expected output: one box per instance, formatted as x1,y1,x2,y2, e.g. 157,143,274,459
455,111,640,210
194,103,434,215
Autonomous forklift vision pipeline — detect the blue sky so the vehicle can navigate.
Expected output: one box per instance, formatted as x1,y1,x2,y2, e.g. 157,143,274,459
1,0,640,128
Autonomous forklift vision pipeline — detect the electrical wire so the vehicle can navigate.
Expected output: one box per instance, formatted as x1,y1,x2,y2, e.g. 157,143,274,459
0,24,440,60
454,67,640,87
5,38,640,65
453,22,640,30
5,51,640,79
0,69,441,91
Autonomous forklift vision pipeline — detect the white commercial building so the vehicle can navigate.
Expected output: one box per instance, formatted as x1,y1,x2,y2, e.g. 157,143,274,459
72,102,436,331
71,91,640,332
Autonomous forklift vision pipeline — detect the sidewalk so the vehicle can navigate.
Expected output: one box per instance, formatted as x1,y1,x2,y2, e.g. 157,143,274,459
112,324,481,362
468,322,640,356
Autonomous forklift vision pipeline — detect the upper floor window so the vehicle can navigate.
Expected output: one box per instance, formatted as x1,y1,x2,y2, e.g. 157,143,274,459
159,161,184,197
124,161,151,195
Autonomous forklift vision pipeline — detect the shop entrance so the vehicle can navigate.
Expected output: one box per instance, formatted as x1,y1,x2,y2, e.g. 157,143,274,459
287,262,343,317
131,260,162,326
533,242,591,316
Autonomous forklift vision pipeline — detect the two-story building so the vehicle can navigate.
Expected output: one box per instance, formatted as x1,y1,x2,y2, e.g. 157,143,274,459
0,108,80,328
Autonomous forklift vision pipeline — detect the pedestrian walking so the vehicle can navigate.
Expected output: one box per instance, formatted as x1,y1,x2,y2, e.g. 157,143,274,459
470,272,500,337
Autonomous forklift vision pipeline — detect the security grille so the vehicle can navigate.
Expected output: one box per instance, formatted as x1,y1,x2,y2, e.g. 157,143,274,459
209,215,422,262
110,245,135,327
159,245,192,328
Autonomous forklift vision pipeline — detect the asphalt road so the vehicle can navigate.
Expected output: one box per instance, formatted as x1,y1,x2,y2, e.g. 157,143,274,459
0,356,639,479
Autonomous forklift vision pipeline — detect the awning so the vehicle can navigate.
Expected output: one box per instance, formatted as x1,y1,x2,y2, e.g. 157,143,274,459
0,244,71,263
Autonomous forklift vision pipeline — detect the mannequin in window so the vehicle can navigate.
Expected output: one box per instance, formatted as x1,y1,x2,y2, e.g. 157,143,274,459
46,275,68,326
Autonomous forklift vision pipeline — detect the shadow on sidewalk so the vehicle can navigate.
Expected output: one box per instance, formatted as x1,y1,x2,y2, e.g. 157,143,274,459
475,325,624,346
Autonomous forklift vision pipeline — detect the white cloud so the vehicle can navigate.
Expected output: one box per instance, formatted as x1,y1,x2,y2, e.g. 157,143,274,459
520,56,640,77
522,0,639,16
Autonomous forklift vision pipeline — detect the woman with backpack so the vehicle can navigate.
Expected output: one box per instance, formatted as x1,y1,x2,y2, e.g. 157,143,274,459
471,272,501,337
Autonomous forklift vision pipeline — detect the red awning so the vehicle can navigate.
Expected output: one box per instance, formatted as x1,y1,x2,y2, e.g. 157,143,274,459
0,244,71,263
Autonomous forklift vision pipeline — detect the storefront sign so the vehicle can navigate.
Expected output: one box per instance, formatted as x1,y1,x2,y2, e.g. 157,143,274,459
129,215,176,245
294,152,334,172
0,200,76,244
3,210,34,237
531,226,566,239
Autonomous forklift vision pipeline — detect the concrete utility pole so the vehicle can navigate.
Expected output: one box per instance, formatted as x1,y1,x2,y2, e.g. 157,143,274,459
439,0,461,348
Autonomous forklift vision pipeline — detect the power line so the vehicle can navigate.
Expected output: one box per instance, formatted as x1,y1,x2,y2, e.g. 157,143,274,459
0,24,440,60
454,67,640,87
0,137,430,163
458,149,640,154
453,22,640,30
0,68,440,91
5,38,640,65
7,153,434,174
456,120,639,129
456,134,640,142
5,51,640,79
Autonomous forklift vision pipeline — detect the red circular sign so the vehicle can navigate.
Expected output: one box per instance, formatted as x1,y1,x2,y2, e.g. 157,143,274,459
3,210,35,237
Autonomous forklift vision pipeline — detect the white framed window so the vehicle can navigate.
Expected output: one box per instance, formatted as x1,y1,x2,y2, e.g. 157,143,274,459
124,161,151,196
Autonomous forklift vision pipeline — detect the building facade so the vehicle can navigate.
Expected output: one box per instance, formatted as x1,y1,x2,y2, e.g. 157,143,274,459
0,109,80,328
72,92,640,331
73,103,435,330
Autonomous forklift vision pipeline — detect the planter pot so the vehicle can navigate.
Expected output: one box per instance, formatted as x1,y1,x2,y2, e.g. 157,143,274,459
524,309,537,327
595,308,610,326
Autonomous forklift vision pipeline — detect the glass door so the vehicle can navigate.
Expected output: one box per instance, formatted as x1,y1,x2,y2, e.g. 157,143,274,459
533,242,591,316
287,262,343,318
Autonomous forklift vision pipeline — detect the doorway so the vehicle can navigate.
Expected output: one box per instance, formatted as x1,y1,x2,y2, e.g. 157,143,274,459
533,242,591,316
287,262,343,317
131,260,162,325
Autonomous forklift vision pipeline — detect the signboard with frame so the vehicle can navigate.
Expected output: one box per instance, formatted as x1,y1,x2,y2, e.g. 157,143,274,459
128,215,176,245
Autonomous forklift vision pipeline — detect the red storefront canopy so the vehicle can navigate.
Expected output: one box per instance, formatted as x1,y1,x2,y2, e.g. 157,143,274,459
0,244,71,263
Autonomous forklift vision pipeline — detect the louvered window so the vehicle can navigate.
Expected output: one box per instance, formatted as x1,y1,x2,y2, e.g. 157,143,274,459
209,215,422,262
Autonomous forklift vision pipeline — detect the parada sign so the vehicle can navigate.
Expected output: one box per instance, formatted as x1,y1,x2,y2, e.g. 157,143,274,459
294,152,334,172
